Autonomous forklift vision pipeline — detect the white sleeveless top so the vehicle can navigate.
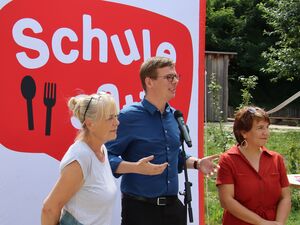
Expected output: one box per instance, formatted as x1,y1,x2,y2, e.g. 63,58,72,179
60,140,117,225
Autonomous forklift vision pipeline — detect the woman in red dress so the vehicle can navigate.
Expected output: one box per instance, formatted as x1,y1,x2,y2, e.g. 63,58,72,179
216,106,291,225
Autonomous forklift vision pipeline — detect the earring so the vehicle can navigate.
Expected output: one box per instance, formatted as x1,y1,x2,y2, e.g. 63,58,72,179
240,139,248,150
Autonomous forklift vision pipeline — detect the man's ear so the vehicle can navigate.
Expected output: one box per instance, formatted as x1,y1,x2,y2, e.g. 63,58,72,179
145,77,153,89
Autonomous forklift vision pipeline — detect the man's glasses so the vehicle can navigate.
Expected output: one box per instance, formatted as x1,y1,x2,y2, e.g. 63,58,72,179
157,74,180,83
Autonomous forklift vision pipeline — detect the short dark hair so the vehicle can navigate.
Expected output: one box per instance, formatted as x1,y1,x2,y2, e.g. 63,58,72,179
139,56,175,91
233,106,270,144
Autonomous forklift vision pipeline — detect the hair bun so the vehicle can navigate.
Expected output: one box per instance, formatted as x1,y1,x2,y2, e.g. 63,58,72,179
68,97,78,111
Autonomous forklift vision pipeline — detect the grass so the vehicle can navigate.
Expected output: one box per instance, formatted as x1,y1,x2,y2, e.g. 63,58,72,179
204,123,300,225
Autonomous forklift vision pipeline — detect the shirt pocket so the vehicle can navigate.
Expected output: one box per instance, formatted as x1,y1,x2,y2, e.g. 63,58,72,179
267,172,280,188
269,172,280,179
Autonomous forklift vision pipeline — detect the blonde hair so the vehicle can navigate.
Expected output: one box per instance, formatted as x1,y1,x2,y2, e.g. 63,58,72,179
68,92,118,139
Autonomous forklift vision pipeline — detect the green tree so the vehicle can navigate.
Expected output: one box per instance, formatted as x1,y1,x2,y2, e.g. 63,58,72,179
206,0,276,109
206,0,300,109
259,0,300,81
206,0,274,78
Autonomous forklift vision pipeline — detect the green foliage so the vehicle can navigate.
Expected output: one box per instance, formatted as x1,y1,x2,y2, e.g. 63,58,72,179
206,0,300,109
205,180,223,225
266,131,300,174
208,73,222,119
206,124,234,153
287,212,300,225
286,146,300,174
259,0,300,81
206,0,273,77
208,73,235,151
238,75,258,108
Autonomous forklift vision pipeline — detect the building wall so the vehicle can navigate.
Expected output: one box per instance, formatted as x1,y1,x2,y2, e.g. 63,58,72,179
205,51,236,122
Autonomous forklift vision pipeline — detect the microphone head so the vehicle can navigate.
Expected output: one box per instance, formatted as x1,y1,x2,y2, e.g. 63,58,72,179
174,110,183,118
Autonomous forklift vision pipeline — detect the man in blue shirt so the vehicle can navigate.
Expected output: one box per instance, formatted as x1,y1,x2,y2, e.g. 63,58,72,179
106,56,219,225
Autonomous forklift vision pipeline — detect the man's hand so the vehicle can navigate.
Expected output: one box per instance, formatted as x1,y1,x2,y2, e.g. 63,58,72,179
196,154,220,177
136,155,168,175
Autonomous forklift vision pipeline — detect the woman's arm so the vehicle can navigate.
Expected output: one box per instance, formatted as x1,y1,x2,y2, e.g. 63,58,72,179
41,161,84,225
275,187,291,224
218,184,281,225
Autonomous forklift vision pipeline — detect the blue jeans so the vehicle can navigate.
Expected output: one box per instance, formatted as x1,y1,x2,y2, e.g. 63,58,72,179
59,210,83,225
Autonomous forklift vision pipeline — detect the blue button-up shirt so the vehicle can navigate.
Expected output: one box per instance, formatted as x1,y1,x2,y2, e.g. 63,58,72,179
106,98,186,198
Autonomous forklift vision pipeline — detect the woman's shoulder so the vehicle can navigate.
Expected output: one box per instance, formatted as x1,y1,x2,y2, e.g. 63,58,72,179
60,141,93,177
61,141,92,165
67,141,91,155
218,146,241,164
222,145,239,156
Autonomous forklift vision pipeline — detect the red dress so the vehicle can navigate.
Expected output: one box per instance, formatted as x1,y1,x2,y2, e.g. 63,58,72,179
216,145,289,225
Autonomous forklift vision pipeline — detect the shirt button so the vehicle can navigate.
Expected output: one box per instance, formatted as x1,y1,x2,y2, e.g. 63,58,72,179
168,180,170,184
167,147,170,150
165,130,168,133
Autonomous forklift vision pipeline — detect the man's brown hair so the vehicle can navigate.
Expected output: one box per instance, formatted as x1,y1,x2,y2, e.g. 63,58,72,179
139,56,175,91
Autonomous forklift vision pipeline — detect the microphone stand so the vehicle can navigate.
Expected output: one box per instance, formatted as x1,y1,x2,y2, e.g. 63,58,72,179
179,132,194,223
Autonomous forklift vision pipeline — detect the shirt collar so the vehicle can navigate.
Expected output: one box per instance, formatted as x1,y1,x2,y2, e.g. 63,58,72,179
141,98,172,115
260,146,275,156
228,145,274,157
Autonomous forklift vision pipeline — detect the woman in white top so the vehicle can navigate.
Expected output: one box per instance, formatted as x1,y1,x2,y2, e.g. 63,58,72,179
41,92,119,225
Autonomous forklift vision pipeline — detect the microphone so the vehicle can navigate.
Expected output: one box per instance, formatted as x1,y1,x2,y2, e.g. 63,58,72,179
174,110,192,147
